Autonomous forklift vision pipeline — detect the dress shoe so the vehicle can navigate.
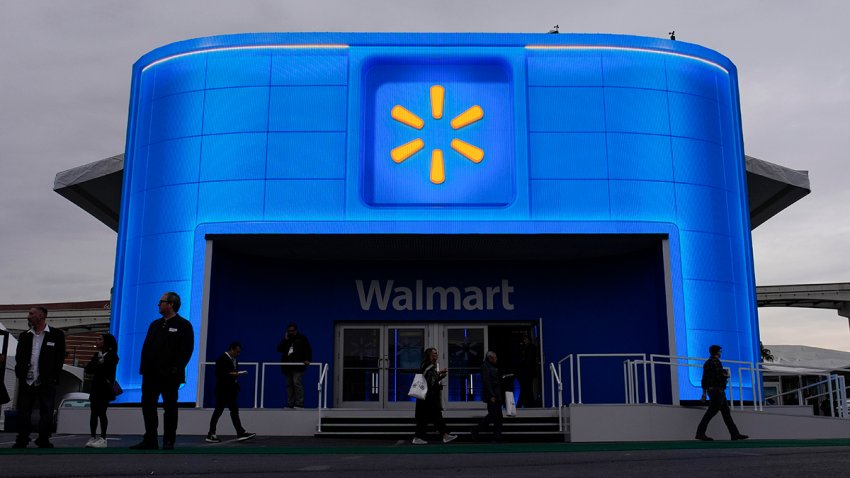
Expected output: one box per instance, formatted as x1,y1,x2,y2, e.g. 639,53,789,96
731,434,749,440
129,441,158,450
163,441,175,450
695,434,714,441
34,440,54,449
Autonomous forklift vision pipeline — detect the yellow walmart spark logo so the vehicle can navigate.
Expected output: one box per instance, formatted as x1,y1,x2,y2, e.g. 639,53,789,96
389,85,484,185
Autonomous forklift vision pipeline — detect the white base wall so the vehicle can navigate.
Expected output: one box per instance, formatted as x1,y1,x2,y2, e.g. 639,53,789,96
56,407,319,436
568,404,850,442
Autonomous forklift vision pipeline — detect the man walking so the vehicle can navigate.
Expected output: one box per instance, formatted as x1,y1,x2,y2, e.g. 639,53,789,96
131,292,194,450
206,342,255,443
471,351,503,442
695,344,748,441
12,307,65,449
276,323,311,408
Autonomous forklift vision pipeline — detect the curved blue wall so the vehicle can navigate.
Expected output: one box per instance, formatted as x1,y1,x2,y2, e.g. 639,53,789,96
113,33,757,403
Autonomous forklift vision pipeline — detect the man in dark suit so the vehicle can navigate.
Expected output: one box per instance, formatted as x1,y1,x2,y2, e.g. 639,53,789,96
130,292,194,451
13,306,66,448
205,342,255,443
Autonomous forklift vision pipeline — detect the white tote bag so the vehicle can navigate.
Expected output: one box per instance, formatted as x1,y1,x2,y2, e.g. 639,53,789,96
504,391,517,416
408,373,428,400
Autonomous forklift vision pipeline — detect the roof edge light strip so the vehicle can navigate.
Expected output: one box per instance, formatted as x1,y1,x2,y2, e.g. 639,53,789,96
141,44,349,72
525,45,729,74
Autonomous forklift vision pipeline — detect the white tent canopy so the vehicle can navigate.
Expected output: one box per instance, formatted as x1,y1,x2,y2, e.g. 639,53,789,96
763,344,850,375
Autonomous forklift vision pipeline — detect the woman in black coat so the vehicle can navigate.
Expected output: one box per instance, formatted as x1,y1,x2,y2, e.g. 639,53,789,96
412,347,457,445
84,333,119,448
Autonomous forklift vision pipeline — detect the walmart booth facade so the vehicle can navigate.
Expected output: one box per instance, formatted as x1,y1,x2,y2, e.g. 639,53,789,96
111,33,758,410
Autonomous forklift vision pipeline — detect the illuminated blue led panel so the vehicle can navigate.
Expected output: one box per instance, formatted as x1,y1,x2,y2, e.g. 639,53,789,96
112,33,758,404
529,133,607,179
267,132,346,178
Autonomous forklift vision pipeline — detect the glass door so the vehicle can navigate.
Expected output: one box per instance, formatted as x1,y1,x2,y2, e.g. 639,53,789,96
336,324,431,408
444,325,487,408
337,326,382,407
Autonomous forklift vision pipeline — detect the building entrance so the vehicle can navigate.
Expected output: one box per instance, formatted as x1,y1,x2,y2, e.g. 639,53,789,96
334,322,539,409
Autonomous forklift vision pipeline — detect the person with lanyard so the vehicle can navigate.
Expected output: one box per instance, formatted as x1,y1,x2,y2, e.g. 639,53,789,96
12,306,66,449
130,292,194,450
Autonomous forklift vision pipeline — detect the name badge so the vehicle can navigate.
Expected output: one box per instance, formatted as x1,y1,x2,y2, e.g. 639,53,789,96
46,342,55,346
168,328,178,332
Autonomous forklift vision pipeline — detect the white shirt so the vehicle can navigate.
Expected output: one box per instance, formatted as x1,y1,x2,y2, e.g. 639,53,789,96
27,324,50,386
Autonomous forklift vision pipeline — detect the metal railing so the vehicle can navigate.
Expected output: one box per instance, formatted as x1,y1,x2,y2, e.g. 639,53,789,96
549,362,563,431
259,362,327,409
576,353,647,404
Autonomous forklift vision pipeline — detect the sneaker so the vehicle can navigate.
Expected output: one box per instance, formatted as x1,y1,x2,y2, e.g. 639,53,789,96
205,434,221,443
731,434,749,440
411,437,428,445
442,434,458,444
695,434,714,441
292,406,304,410
35,440,54,449
91,437,108,449
85,437,98,448
236,432,256,442
129,440,158,450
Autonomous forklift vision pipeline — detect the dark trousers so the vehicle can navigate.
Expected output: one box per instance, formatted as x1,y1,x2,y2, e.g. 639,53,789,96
696,388,740,437
283,369,304,407
473,400,503,438
141,375,179,444
414,401,448,439
89,393,110,438
208,389,244,435
15,382,56,445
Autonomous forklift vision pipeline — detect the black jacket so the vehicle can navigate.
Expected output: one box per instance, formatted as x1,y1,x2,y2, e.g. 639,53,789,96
701,356,728,390
139,314,194,383
277,333,312,372
480,360,502,403
213,352,240,395
15,326,66,385
85,352,119,400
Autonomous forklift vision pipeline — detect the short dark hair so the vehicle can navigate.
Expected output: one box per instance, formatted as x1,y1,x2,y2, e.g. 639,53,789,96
164,291,181,312
102,333,118,355
228,341,242,351
709,344,722,355
287,323,297,331
34,306,48,317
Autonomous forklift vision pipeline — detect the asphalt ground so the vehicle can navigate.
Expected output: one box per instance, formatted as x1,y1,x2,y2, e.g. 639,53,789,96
1,433,849,477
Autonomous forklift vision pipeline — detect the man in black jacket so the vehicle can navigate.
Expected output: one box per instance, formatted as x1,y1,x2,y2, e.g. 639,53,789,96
13,306,66,449
130,292,194,450
206,342,255,443
695,344,748,441
276,323,312,408
471,350,503,442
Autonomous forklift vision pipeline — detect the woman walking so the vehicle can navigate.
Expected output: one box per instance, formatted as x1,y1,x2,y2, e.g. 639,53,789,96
85,333,119,448
412,347,457,445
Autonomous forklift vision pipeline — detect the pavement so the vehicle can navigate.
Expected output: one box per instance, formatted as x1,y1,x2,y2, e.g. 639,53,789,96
1,432,849,477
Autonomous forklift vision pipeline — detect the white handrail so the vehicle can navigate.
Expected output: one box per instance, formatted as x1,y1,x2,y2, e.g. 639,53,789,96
576,353,646,404
260,362,325,409
199,361,260,408
556,354,575,405
316,363,329,432
549,362,563,431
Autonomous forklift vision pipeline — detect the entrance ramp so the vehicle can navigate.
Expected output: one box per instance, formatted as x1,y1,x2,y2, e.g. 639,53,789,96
568,403,850,442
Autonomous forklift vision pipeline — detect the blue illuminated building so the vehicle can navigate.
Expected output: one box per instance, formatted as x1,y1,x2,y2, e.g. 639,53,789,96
111,33,758,409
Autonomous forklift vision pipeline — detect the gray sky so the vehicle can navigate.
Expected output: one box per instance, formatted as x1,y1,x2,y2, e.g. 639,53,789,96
1,1,848,351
